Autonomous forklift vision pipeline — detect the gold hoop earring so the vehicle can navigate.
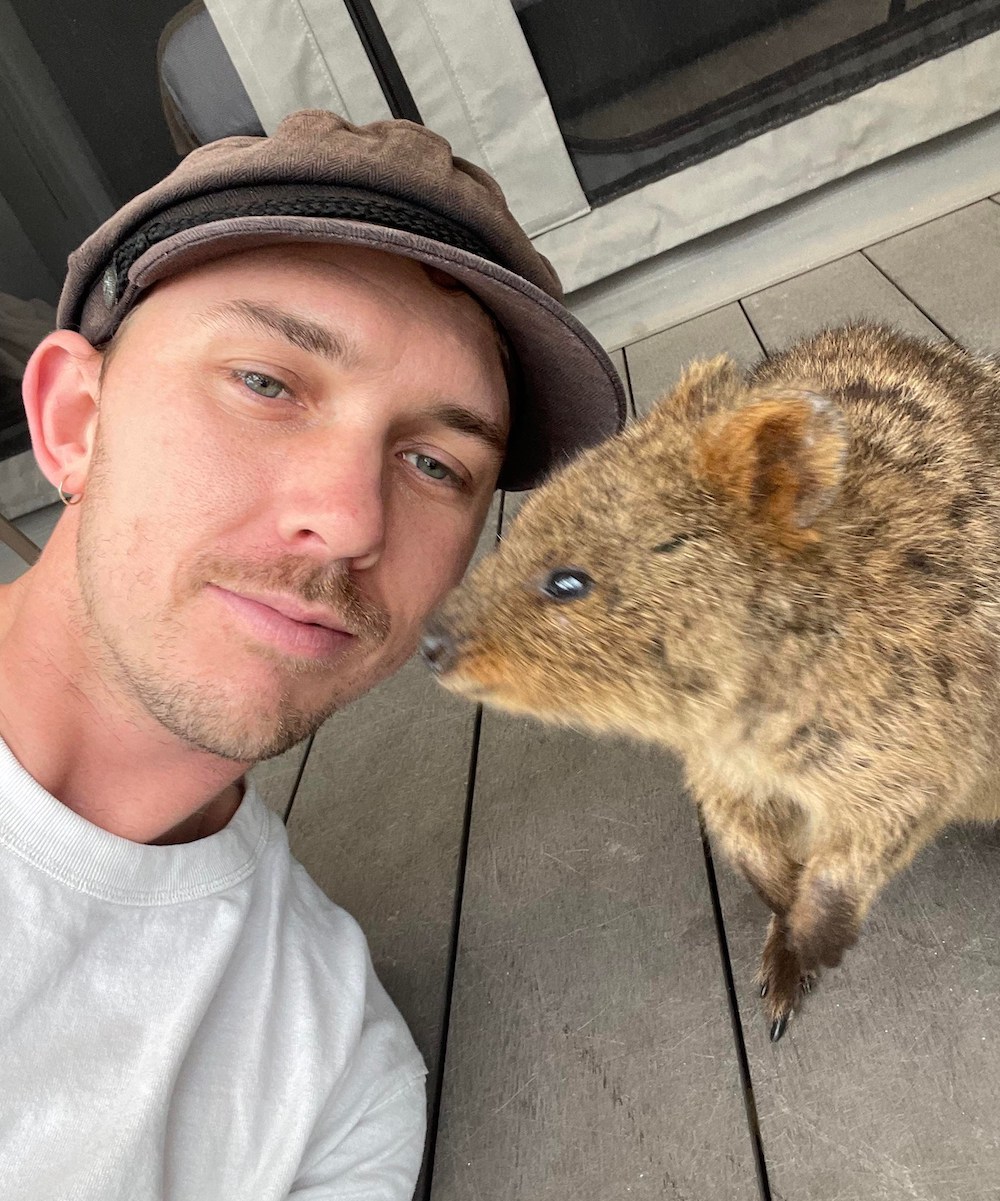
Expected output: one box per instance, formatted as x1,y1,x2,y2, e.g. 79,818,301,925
58,478,82,506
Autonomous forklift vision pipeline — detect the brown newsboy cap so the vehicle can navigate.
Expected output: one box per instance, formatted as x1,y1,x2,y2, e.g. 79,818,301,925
57,109,626,490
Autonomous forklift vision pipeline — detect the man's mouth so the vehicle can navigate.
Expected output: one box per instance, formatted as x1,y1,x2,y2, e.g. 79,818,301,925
208,584,358,660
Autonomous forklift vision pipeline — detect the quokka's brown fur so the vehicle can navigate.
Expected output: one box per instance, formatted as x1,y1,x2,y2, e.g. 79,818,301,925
423,322,1000,1039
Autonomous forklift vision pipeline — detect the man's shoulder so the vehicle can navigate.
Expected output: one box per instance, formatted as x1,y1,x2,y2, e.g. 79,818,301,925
252,798,368,956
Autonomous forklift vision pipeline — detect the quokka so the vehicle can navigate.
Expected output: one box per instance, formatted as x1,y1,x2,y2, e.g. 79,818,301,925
422,323,1000,1039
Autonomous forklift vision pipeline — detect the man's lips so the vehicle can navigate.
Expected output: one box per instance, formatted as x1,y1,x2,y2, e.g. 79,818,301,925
208,585,358,660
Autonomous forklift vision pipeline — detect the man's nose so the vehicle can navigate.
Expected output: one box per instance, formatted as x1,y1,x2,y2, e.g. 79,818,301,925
277,447,387,567
420,619,459,675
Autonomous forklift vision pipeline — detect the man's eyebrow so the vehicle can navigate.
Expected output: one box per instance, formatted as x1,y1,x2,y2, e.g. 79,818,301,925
202,301,507,454
201,299,358,365
428,404,508,457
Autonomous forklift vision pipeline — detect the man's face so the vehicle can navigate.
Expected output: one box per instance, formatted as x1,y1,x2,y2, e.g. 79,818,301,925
74,243,508,761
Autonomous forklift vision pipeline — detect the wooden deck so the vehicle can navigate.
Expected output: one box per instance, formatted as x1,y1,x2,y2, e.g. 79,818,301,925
3,194,1000,1200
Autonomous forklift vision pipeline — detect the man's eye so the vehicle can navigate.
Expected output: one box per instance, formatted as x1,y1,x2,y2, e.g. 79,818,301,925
404,452,457,483
235,370,286,399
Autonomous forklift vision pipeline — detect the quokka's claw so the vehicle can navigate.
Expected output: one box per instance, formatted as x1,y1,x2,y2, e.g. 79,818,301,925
770,1013,790,1042
760,982,768,998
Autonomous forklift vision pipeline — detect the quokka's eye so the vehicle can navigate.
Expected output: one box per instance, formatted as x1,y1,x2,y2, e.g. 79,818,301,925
540,568,595,602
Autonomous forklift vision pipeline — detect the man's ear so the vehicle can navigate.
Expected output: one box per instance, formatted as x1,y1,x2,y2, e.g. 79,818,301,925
696,389,847,551
20,331,103,494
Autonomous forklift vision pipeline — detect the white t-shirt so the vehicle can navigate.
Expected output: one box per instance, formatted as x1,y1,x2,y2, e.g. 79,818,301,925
0,735,427,1200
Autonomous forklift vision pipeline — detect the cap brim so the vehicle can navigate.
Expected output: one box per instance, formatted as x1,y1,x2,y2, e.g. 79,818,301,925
109,216,627,491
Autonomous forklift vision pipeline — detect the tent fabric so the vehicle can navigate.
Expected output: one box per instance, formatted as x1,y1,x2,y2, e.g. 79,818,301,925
195,3,1000,293
204,0,392,131
158,1,264,155
367,0,588,238
534,27,1000,292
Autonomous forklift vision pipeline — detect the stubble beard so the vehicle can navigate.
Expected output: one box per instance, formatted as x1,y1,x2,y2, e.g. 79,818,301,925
73,445,393,763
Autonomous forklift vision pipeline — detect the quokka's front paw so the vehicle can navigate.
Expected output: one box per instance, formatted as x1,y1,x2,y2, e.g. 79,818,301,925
755,914,818,1042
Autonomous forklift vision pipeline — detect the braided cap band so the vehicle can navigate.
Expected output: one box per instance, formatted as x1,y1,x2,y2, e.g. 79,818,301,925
105,188,496,306
83,184,500,344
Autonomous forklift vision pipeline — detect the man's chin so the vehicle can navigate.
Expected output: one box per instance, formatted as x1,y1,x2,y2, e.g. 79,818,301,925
120,651,331,762
144,688,330,763
140,638,417,763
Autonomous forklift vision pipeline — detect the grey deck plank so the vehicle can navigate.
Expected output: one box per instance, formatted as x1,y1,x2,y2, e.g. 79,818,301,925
714,254,1000,1199
0,502,59,585
0,542,32,585
625,303,764,417
430,472,759,1200
742,253,943,351
431,720,759,1201
865,200,1000,353
723,828,1000,1201
284,497,501,1197
286,656,478,1073
247,740,310,818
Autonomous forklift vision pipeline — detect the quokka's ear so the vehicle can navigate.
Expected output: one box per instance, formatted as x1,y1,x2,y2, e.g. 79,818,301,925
696,389,847,550
651,355,744,422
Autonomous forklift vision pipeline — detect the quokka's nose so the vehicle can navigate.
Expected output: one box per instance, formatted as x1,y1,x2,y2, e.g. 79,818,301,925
420,621,459,674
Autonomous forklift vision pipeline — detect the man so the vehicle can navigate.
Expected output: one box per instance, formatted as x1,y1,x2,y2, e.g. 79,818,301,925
0,110,625,1198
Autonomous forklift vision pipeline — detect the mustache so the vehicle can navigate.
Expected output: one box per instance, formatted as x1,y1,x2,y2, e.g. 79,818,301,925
191,552,391,645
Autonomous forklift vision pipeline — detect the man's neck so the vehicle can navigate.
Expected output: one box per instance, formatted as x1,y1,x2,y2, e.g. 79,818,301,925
0,532,251,846
147,779,246,844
